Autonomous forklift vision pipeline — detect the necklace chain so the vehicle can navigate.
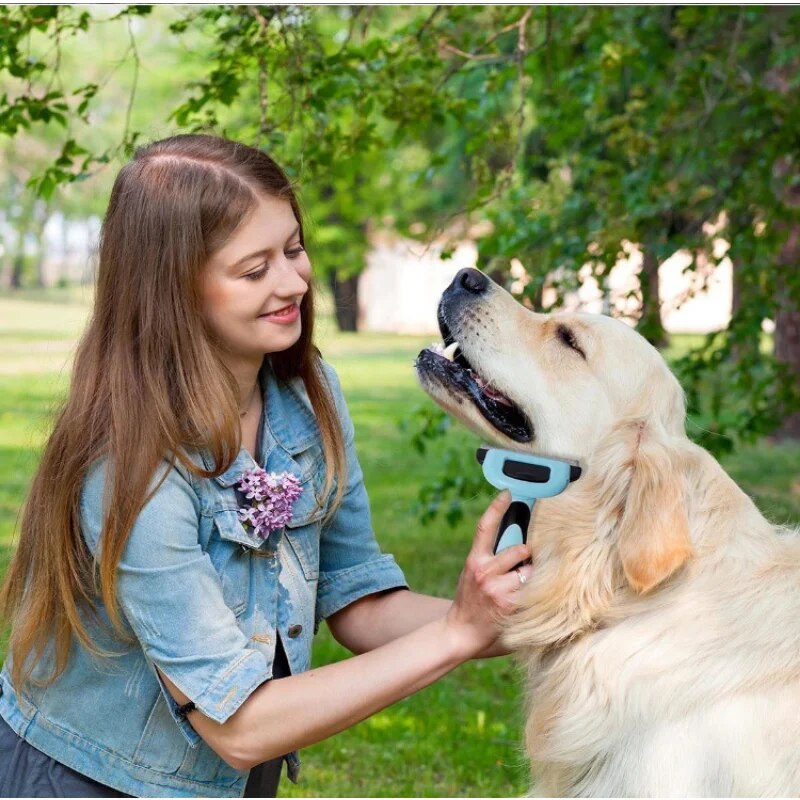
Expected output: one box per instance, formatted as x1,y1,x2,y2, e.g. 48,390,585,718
239,382,260,417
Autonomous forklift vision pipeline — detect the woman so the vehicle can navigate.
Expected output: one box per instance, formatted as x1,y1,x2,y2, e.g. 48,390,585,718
0,134,531,798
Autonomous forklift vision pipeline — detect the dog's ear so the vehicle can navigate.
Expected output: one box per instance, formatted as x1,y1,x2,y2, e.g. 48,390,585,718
615,423,693,594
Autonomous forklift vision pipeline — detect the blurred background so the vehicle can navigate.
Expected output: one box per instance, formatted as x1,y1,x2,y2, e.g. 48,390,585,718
1,6,799,796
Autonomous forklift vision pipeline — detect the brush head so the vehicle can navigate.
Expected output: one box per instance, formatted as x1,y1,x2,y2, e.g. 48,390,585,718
476,445,582,482
476,445,582,499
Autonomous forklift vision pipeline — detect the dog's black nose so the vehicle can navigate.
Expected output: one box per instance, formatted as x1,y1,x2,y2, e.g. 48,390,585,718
453,267,489,295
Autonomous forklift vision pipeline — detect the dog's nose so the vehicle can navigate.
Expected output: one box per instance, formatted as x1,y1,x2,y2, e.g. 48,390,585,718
453,267,489,295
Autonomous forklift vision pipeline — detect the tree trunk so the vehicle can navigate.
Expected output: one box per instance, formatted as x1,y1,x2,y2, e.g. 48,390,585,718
10,246,26,289
729,252,761,364
0,188,11,287
731,254,744,319
637,248,669,349
60,213,70,285
33,202,50,288
0,251,11,289
9,195,37,289
10,220,29,289
773,223,800,441
328,271,360,332
765,55,800,440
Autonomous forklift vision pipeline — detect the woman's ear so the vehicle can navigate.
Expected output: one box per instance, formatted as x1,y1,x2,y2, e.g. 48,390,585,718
616,423,693,594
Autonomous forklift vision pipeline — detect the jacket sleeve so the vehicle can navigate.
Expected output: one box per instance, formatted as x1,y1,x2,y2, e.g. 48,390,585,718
313,362,409,628
80,458,270,745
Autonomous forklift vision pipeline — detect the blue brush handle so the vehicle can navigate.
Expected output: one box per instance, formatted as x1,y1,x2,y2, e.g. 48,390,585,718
494,497,536,554
476,445,581,557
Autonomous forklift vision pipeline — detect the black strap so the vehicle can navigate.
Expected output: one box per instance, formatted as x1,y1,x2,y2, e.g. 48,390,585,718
176,700,196,717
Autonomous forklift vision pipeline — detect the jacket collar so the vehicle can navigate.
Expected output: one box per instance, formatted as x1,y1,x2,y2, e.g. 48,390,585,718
206,360,320,488
261,360,320,457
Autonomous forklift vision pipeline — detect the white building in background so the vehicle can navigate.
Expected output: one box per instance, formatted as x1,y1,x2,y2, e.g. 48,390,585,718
19,212,737,337
358,231,482,334
39,214,102,285
358,231,735,336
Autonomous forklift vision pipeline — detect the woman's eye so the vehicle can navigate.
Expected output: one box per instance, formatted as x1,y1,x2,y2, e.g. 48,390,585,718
286,245,305,259
244,265,268,281
557,325,586,359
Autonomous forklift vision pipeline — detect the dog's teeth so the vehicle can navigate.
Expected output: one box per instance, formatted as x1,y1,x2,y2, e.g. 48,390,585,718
442,341,460,361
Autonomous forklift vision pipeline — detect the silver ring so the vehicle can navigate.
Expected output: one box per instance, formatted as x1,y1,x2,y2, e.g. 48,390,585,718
515,566,527,586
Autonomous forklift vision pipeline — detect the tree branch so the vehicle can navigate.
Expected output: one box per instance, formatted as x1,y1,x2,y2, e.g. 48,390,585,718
122,16,140,150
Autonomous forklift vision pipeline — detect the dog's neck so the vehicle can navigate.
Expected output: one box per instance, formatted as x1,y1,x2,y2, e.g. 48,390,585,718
502,474,623,654
503,436,765,656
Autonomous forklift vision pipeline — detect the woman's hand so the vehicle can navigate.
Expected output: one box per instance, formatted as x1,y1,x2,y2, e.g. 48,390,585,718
444,490,533,661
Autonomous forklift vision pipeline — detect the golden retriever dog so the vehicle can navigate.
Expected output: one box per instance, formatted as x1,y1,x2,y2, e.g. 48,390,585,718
415,267,800,797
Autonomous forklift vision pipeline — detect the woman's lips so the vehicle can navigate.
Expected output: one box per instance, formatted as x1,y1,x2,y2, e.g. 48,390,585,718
259,304,300,324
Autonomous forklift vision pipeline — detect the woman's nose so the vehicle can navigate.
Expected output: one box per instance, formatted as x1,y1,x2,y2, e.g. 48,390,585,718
274,258,309,296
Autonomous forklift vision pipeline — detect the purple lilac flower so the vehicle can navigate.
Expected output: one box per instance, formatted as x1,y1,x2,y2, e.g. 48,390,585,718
236,467,303,539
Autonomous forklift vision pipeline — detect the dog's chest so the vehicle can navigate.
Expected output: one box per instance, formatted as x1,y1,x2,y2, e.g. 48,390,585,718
526,620,675,760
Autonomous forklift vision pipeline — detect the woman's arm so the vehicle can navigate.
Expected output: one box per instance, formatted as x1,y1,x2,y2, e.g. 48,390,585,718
326,589,450,654
158,491,527,770
326,571,530,659
161,613,464,770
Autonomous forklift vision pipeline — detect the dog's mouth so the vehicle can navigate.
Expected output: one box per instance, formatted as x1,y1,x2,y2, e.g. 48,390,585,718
415,316,534,443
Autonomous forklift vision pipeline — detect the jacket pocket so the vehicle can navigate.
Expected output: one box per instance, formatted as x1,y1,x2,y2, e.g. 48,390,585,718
281,441,325,581
132,692,190,774
209,510,253,617
177,738,243,786
284,519,321,581
281,441,327,527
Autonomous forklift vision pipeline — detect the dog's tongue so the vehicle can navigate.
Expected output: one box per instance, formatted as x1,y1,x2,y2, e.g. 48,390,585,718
473,374,514,407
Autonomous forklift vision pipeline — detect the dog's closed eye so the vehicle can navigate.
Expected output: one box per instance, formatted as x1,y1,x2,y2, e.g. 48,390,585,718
557,324,587,360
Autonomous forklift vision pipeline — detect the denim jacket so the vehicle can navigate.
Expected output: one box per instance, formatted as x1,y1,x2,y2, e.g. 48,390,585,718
0,359,408,798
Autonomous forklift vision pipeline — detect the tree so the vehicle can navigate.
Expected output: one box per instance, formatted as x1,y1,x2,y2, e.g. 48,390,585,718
0,5,798,461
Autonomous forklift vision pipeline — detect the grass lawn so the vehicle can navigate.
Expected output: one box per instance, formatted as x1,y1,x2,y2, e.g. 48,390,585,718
1,289,798,797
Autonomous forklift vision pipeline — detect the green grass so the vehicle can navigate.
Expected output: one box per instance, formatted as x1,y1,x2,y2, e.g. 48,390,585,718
1,289,798,797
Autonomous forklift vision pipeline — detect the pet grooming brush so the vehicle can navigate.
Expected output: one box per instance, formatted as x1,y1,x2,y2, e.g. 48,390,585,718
476,446,582,554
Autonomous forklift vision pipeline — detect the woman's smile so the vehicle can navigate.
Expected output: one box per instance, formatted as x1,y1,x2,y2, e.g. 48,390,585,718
259,303,300,324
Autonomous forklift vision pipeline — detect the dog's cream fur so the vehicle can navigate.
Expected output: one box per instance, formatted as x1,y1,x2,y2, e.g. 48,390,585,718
417,277,800,797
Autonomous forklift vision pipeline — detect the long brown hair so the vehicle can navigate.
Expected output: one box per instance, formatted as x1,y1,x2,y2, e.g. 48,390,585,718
0,134,347,691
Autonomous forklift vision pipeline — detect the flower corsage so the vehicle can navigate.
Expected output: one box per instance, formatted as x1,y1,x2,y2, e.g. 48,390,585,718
236,466,303,540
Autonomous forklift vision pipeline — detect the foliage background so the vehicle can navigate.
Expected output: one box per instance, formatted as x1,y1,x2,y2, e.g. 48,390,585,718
2,5,798,457
1,6,799,795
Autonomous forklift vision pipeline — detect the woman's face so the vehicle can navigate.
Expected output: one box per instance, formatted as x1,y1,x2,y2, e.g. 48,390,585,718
200,193,311,362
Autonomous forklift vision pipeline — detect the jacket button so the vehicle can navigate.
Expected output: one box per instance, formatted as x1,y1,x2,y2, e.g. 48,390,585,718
287,624,303,638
